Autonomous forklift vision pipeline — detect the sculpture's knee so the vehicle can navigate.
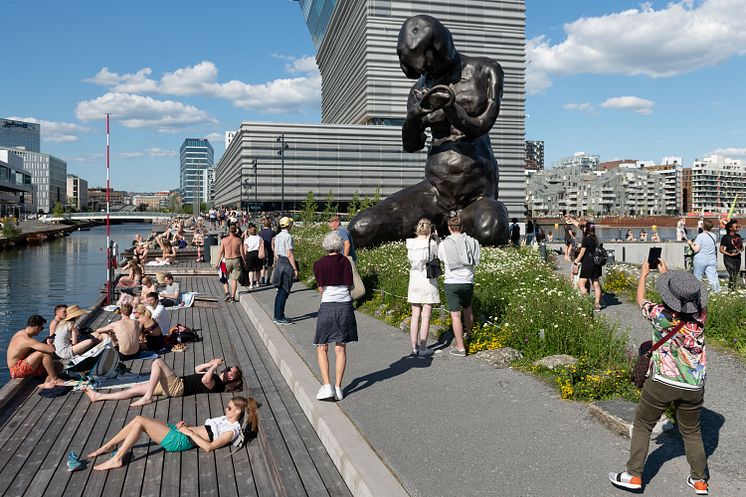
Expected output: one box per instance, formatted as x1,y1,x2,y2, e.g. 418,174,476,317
349,209,384,249
466,200,508,246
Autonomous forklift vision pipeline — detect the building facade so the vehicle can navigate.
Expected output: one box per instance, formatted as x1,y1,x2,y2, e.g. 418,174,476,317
256,0,526,215
87,188,126,211
2,148,66,213
525,140,544,171
644,163,680,215
0,149,34,214
66,174,88,211
180,139,214,206
132,191,171,210
0,118,41,152
691,155,746,214
213,122,426,209
552,152,600,170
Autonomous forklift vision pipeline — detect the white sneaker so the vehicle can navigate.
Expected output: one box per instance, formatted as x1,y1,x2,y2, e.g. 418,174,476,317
316,384,334,400
334,386,344,401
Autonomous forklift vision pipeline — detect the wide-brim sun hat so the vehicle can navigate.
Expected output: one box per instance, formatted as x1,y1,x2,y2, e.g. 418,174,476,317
279,216,293,228
655,270,708,314
65,304,89,321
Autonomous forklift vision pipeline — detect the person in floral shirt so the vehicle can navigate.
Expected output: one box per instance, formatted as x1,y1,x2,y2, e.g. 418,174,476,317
610,258,710,495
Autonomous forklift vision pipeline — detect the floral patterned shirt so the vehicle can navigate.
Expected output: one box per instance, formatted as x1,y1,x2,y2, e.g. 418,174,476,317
641,300,706,390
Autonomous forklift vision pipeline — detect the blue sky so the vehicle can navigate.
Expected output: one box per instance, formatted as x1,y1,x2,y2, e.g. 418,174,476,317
2,0,745,191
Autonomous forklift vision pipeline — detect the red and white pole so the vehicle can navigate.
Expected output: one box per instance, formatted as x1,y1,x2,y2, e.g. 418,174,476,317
105,113,112,304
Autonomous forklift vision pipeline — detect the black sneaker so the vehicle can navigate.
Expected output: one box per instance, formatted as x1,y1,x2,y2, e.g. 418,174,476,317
224,292,231,302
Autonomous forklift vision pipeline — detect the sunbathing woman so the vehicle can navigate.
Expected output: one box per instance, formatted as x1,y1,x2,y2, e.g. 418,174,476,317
118,256,143,287
87,396,258,471
84,357,243,407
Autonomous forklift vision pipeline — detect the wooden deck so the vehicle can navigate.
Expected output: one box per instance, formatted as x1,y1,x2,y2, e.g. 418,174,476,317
0,276,351,497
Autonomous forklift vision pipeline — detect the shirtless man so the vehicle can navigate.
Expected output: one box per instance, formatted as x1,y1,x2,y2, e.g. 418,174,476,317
49,304,67,336
216,225,245,302
94,303,141,360
7,315,63,388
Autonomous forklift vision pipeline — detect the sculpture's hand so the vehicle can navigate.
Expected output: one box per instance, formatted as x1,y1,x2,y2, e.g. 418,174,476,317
420,86,455,113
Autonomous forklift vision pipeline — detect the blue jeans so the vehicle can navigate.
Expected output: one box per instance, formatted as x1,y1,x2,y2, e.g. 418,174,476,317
274,287,289,320
693,257,721,293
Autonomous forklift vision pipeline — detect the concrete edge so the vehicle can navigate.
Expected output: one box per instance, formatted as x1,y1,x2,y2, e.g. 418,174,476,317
588,401,675,439
0,378,27,413
239,294,411,497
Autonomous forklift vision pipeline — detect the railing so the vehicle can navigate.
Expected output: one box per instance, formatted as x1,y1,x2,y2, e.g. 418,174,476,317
41,211,174,222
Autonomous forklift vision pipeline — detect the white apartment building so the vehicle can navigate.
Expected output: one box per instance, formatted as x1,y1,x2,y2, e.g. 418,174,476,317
691,154,746,214
551,152,600,170
66,174,88,211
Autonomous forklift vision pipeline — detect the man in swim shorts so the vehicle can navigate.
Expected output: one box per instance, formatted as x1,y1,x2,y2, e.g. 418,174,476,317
6,314,64,388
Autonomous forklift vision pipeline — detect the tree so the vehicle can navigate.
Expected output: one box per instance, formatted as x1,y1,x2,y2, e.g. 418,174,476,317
322,191,338,221
166,193,181,213
301,191,318,225
52,202,65,218
347,191,361,218
360,186,382,211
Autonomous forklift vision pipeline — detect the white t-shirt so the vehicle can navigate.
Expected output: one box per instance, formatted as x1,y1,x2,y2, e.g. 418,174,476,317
244,235,261,252
147,303,170,333
437,234,479,284
321,285,351,303
204,415,241,443
53,321,75,360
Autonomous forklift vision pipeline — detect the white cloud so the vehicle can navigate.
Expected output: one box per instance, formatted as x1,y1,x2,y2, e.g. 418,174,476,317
118,151,145,159
205,132,224,143
601,96,655,115
85,59,321,115
63,153,104,163
148,147,177,158
562,102,595,112
75,92,215,132
526,0,746,93
8,116,89,143
711,147,746,157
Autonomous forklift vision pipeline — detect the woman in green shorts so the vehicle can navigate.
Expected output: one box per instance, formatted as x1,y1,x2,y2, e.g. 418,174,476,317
87,396,258,471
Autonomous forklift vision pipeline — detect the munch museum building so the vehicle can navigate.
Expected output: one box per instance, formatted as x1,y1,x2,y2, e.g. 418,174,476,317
213,0,526,216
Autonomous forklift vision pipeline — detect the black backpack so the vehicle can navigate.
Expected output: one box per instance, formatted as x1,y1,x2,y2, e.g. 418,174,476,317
592,244,608,266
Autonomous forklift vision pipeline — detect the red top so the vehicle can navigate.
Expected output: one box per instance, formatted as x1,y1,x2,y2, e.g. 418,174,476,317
313,254,353,288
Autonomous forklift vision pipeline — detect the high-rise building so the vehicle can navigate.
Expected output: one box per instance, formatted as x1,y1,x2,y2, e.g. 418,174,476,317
2,148,66,213
644,163,680,215
552,152,600,170
215,1,526,215
180,139,214,206
525,140,544,171
0,118,41,152
691,155,746,214
680,167,692,214
66,174,88,211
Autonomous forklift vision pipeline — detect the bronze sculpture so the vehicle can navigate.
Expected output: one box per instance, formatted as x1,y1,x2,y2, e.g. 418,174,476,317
349,15,509,247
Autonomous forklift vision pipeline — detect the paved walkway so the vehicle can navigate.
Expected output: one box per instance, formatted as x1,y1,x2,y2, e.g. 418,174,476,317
244,279,745,497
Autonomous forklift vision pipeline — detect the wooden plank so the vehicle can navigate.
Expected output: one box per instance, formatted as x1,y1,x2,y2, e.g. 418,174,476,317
0,383,45,452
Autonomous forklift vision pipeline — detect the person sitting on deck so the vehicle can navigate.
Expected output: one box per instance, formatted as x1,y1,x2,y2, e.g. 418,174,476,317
52,304,99,365
6,314,64,388
118,256,143,287
134,304,164,352
158,273,181,307
93,303,141,360
133,234,149,264
155,240,176,264
86,396,258,471
84,357,243,406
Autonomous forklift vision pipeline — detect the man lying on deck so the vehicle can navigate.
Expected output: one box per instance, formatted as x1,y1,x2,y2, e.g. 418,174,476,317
84,357,243,407
86,396,258,471
6,315,64,388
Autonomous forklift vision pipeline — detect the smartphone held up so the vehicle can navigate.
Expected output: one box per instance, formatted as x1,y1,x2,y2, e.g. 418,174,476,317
647,247,662,270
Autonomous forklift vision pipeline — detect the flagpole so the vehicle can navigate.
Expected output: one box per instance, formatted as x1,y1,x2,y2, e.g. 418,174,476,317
105,113,112,304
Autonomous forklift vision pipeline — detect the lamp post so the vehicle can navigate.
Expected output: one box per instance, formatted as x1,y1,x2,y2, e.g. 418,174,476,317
252,159,258,214
276,134,290,215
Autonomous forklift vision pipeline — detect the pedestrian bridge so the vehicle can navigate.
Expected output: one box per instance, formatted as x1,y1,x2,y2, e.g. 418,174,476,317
41,211,174,222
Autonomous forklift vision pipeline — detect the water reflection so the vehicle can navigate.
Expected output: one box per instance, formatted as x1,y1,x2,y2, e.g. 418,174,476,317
0,224,152,384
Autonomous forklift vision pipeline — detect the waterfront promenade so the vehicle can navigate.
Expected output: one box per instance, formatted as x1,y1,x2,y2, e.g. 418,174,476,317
0,275,350,497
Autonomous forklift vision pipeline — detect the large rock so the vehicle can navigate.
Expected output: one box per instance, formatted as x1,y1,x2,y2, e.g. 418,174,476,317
399,316,412,332
429,324,446,340
476,348,523,368
533,354,578,370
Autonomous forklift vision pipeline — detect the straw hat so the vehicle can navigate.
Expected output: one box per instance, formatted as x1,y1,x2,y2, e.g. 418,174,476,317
655,271,708,314
156,271,168,284
279,216,293,228
65,304,89,321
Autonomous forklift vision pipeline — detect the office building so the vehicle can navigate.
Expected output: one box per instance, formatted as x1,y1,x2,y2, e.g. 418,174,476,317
0,118,41,152
2,148,66,213
691,155,746,214
215,1,526,215
0,149,34,214
525,140,544,171
66,174,88,211
645,163,680,215
180,138,214,206
87,188,126,211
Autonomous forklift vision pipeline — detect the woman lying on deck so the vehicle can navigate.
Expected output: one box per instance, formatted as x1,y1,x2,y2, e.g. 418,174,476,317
84,357,243,407
87,396,258,471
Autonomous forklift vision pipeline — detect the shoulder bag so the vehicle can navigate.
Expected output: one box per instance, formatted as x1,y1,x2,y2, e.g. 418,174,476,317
632,321,686,388
346,256,366,300
425,237,443,279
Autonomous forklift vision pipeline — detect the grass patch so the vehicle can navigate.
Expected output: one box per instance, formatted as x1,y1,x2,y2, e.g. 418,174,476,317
293,224,638,401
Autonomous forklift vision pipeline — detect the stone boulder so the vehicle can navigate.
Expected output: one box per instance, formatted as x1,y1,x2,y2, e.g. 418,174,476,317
399,316,412,332
533,354,578,370
476,347,523,368
429,324,446,340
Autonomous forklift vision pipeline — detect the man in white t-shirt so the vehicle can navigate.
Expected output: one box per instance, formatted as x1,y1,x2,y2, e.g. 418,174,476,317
438,215,480,357
145,292,170,333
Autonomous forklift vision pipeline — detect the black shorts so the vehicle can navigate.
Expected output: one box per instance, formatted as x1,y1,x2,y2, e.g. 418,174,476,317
146,334,164,352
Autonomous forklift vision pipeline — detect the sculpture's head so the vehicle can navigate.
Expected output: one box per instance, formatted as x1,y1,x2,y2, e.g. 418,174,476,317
397,15,458,79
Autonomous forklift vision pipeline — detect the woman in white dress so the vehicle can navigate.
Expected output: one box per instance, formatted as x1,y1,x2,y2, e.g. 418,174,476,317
406,218,440,357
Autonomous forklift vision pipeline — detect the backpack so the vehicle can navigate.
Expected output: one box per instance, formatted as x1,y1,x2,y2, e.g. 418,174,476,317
90,346,121,380
510,223,520,239
592,244,608,266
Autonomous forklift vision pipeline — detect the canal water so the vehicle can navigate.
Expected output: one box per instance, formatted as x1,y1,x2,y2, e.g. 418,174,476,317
0,224,153,385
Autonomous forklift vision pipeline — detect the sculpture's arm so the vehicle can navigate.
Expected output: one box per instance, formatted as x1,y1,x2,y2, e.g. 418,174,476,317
443,62,504,139
402,87,428,152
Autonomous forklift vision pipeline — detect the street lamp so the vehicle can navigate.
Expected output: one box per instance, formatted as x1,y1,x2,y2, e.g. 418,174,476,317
276,134,290,215
251,159,258,214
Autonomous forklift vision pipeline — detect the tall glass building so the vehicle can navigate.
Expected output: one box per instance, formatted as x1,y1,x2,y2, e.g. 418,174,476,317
215,0,525,215
0,118,41,153
2,148,67,213
180,138,214,206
